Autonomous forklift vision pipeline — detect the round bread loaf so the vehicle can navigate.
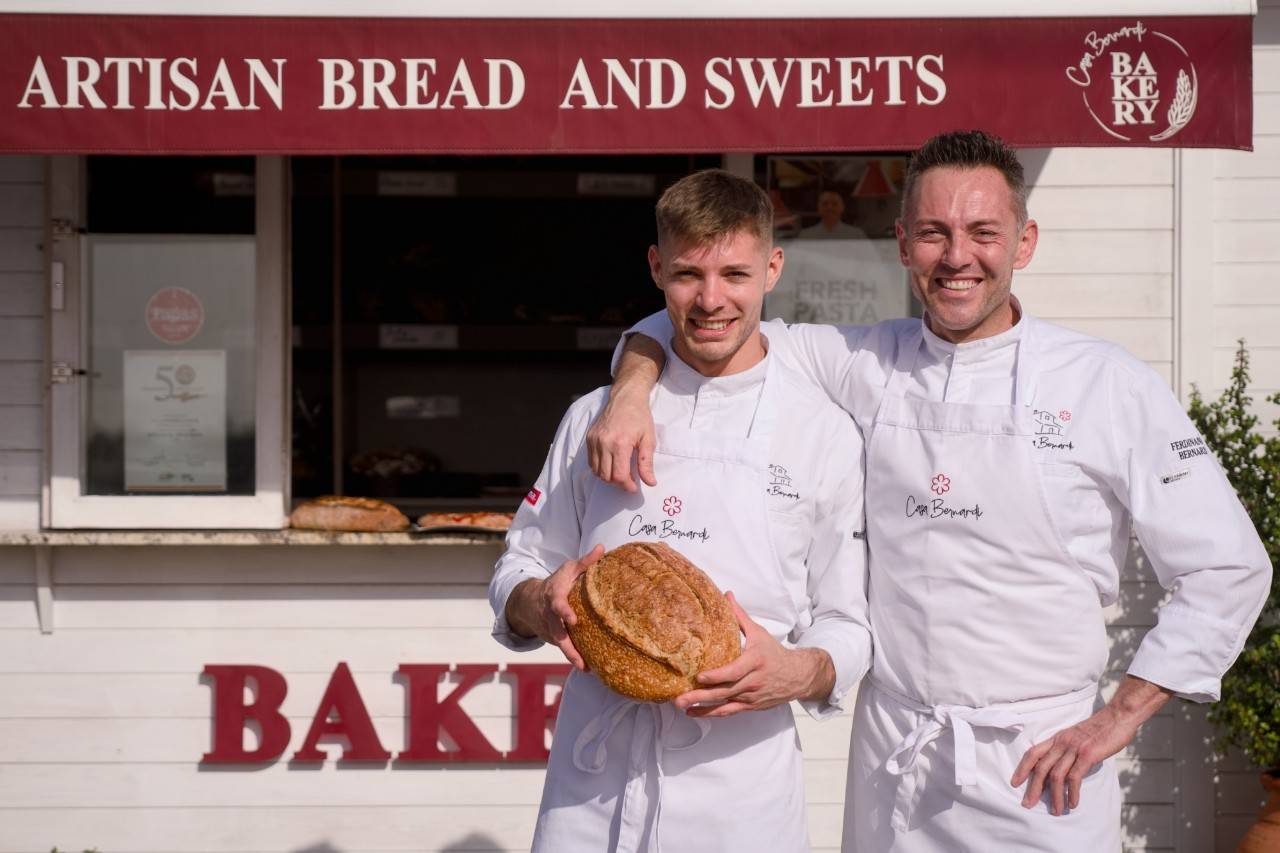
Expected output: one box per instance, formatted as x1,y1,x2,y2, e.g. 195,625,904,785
289,495,410,532
567,541,740,702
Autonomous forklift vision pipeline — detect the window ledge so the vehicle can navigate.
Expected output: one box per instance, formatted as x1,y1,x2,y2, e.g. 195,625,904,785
0,529,503,546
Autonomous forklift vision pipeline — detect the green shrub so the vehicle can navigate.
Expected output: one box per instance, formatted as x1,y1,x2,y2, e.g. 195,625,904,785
1188,340,1280,773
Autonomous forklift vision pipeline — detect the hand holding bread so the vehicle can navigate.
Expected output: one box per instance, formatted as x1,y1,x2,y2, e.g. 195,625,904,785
674,591,837,718
505,544,606,671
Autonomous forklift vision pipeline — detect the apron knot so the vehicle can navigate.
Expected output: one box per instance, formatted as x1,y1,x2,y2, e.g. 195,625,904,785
570,695,712,853
879,685,1029,834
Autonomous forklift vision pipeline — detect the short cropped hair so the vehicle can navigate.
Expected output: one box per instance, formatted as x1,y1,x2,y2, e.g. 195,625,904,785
902,130,1028,225
655,169,773,247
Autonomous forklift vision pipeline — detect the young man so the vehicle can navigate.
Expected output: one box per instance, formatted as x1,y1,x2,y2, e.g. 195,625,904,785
589,132,1271,852
489,169,873,853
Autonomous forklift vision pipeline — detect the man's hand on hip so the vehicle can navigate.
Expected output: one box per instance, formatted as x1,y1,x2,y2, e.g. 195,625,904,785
586,334,664,492
674,592,835,718
504,544,606,670
1012,675,1172,816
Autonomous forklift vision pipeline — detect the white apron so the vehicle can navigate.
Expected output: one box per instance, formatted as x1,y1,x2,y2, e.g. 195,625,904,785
533,352,810,853
843,323,1120,853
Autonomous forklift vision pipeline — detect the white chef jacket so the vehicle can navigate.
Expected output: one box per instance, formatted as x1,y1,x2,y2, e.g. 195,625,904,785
620,303,1272,703
491,340,874,717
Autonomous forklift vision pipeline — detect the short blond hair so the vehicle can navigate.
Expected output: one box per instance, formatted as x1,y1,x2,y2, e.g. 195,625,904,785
655,169,773,247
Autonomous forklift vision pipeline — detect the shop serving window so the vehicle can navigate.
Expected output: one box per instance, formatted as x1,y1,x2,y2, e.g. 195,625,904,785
47,156,287,528
762,154,913,326
289,155,717,513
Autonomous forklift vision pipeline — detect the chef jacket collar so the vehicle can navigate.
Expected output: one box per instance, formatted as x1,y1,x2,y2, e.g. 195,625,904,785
920,295,1027,366
662,337,770,400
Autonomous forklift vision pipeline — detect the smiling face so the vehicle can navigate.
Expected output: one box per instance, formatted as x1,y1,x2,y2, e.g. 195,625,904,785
650,227,783,377
896,165,1037,343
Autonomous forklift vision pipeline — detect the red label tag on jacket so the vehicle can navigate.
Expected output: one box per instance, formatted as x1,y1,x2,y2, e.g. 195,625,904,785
525,487,542,506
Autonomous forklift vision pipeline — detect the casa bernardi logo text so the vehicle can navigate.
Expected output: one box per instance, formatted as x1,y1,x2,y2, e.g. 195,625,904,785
1066,21,1197,142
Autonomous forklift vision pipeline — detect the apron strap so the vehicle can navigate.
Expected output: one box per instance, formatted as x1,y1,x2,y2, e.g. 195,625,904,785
876,679,1097,834
571,696,711,853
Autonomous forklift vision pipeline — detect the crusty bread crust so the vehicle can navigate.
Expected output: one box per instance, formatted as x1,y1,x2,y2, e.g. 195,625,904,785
567,542,740,702
289,495,410,532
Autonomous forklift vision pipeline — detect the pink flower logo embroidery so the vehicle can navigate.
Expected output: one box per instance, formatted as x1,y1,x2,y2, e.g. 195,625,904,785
1059,410,1073,422
931,474,951,495
663,496,683,517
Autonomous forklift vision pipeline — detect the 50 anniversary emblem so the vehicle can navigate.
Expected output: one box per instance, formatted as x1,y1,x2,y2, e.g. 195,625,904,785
1067,21,1197,143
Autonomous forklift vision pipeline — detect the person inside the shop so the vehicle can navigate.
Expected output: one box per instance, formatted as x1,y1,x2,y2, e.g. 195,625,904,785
585,129,1272,852
801,188,868,240
488,169,873,852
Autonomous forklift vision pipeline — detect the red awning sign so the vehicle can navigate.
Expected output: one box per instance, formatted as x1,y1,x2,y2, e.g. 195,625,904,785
0,14,1253,153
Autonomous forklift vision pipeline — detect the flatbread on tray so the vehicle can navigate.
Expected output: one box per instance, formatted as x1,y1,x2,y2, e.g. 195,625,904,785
415,511,513,533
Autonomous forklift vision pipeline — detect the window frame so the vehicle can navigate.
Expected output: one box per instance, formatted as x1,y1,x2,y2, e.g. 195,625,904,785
46,155,290,529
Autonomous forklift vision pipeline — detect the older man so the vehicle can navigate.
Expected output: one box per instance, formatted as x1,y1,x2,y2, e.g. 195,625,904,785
589,130,1271,851
490,169,872,852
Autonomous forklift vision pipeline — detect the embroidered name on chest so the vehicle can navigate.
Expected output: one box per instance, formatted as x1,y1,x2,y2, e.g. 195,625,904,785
903,473,982,520
765,463,801,500
1031,408,1076,452
905,495,984,520
628,514,711,543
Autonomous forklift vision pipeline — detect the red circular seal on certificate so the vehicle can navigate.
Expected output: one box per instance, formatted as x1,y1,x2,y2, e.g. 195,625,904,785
145,287,204,344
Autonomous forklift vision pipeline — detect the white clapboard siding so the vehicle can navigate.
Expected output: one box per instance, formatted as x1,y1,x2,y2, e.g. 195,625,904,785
1211,176,1280,220
0,227,41,272
0,450,39,495
0,271,42,315
0,316,41,361
0,360,41,405
1016,274,1172,319
1024,185,1173,231
1216,134,1280,178
1028,230,1173,276
41,543,506,584
0,158,44,532
1214,262,1280,304
1023,147,1172,188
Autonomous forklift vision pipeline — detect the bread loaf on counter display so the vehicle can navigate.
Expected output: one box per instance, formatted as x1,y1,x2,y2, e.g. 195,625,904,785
567,542,740,702
288,495,411,532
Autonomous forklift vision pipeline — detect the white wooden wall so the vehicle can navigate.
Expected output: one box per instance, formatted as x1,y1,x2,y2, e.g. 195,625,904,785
0,156,44,531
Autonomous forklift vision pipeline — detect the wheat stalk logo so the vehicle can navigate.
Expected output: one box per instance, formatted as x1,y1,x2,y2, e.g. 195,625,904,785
1151,67,1197,141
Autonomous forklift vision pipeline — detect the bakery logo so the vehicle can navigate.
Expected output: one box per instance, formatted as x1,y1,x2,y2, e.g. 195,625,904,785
525,487,542,507
663,496,683,517
906,473,982,520
1032,409,1075,451
1066,21,1198,143
766,464,800,500
1170,435,1210,460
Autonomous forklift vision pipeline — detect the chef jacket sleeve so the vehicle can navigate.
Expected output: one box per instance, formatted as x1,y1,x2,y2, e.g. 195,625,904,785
1104,355,1272,702
489,390,604,652
792,409,873,720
